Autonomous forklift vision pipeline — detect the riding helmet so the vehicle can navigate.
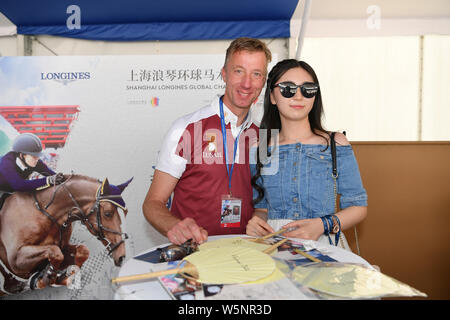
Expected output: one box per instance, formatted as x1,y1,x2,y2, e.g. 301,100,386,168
12,133,43,157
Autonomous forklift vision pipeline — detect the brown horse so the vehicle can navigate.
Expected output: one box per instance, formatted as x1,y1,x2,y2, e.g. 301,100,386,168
0,174,132,295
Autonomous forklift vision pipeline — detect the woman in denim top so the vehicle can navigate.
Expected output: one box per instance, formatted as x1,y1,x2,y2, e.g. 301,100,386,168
247,59,367,247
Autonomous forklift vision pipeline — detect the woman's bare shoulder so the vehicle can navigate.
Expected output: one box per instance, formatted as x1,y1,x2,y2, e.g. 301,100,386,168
310,131,350,146
334,132,350,146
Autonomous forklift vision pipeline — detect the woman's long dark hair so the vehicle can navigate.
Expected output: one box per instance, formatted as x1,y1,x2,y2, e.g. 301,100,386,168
252,59,328,205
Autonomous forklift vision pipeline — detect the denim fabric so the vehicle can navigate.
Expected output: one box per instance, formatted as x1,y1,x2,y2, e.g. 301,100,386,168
250,143,367,220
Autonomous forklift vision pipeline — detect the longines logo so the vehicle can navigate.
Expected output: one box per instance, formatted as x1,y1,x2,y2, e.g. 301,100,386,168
40,72,91,85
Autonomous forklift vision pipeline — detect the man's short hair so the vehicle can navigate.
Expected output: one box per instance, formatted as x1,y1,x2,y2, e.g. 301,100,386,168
224,37,272,68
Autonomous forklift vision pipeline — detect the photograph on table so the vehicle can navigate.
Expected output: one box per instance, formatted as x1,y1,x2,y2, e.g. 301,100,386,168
158,261,223,300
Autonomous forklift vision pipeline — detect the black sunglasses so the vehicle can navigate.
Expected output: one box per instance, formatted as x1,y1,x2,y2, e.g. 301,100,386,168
274,81,319,98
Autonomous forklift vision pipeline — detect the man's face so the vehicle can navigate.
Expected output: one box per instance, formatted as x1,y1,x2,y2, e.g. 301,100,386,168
221,50,267,114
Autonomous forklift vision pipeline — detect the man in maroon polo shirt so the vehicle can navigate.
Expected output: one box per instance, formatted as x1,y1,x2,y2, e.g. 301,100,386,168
143,37,272,245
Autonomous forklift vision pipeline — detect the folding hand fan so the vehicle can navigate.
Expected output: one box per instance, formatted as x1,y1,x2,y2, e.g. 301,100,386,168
198,237,272,252
291,262,427,299
242,260,288,285
247,228,289,243
112,246,276,285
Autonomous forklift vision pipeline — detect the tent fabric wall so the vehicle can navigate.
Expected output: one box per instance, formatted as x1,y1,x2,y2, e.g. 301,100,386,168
0,12,16,36
0,36,17,55
19,36,290,57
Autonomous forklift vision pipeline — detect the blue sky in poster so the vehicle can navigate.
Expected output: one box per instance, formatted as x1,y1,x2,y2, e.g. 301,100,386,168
0,57,42,143
0,57,46,106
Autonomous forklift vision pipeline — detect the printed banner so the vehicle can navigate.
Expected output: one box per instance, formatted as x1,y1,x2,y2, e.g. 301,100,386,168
0,54,270,299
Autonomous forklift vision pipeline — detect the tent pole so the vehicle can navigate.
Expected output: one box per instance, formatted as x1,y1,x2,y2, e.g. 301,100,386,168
295,0,312,60
16,35,24,56
24,35,32,56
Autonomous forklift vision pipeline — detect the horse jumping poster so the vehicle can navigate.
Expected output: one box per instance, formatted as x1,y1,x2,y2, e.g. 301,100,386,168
0,55,265,299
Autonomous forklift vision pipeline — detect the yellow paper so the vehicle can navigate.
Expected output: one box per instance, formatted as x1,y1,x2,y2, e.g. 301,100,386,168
199,237,272,252
183,246,275,284
291,263,427,299
243,260,288,285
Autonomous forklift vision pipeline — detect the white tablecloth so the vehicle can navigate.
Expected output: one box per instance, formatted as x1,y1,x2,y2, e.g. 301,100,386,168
113,234,373,300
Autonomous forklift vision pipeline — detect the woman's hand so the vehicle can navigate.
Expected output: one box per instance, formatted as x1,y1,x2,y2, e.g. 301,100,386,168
282,218,324,241
246,215,275,237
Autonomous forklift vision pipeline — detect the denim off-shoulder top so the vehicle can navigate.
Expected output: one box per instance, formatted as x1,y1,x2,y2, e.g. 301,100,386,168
250,143,368,220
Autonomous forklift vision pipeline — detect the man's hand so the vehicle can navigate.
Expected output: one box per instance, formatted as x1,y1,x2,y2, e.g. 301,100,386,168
167,217,208,245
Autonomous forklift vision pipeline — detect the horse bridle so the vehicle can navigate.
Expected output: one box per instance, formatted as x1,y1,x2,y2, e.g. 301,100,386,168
83,186,129,255
33,175,128,255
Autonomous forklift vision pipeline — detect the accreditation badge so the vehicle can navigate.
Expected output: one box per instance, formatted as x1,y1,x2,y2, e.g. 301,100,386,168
220,195,242,228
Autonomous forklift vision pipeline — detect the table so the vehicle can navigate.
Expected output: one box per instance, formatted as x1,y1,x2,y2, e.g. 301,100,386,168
113,235,373,300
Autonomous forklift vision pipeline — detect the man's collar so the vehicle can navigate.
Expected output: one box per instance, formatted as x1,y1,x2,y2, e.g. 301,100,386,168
216,95,253,130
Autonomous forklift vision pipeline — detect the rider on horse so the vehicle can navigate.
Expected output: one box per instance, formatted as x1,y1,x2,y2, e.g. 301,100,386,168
0,133,65,206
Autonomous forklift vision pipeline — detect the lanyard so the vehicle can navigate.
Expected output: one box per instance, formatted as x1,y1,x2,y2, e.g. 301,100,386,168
219,99,243,195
